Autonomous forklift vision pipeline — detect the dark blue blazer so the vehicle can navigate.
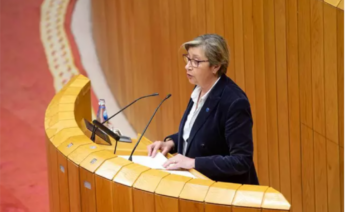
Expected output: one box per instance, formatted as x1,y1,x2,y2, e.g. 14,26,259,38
166,74,259,185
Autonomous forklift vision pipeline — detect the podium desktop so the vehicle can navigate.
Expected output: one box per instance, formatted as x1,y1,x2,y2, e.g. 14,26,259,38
45,74,291,212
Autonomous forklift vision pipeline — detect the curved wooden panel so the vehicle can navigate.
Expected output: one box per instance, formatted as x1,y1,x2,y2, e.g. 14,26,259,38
44,75,290,212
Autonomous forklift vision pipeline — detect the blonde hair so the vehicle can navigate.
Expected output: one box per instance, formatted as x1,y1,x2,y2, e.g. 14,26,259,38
182,34,229,76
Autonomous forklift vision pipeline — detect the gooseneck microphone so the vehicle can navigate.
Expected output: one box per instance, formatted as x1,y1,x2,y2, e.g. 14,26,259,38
90,93,159,142
128,94,172,161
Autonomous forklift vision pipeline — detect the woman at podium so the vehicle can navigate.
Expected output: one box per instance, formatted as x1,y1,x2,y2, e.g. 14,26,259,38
147,34,259,185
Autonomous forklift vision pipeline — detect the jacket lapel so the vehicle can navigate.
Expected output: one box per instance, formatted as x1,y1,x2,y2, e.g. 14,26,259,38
185,75,227,155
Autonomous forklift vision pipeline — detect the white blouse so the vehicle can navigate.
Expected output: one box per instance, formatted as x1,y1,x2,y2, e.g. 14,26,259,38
182,77,220,155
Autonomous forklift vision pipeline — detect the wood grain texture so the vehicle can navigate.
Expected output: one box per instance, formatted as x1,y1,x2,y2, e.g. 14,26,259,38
205,203,231,212
326,140,341,212
301,125,315,212
68,160,82,212
274,0,291,202
179,199,205,212
311,0,325,136
133,189,155,212
233,0,245,90
223,0,236,80
337,10,344,149
264,0,280,191
95,176,113,212
242,0,258,169
206,0,224,36
298,0,313,128
45,139,54,212
232,206,261,212
57,151,70,212
338,0,344,9
324,3,339,144
313,132,328,212
339,10,344,209
286,0,303,211
80,168,97,212
155,194,179,212
340,146,344,212
49,142,60,212
253,0,269,186
112,183,133,212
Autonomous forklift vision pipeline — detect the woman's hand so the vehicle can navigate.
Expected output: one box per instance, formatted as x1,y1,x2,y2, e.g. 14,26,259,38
163,154,195,170
147,140,175,157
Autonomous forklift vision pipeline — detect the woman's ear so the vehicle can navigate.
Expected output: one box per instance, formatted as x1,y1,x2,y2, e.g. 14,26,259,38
212,64,221,75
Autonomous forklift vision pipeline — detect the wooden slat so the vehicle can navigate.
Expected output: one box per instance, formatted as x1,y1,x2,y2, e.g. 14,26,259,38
264,0,280,190
311,0,325,135
168,0,183,129
223,0,236,80
298,0,313,128
301,125,315,212
118,0,134,127
313,132,328,212
95,176,112,212
45,138,54,212
261,187,291,210
338,0,344,10
233,0,245,90
232,185,269,208
133,189,155,212
105,0,123,107
179,199,204,212
340,146,344,212
205,204,230,212
242,0,258,168
338,9,344,212
49,142,60,212
57,151,70,212
68,160,81,212
133,169,169,192
155,175,192,198
189,0,206,37
324,3,339,144
286,0,303,211
101,0,109,75
134,0,159,140
158,0,173,138
325,0,341,7
155,194,179,212
175,0,194,120
274,0,291,202
95,157,132,180
112,183,133,212
80,168,97,212
337,9,344,148
327,140,341,212
204,182,241,205
233,207,261,212
206,0,224,36
253,0,269,185
179,179,214,202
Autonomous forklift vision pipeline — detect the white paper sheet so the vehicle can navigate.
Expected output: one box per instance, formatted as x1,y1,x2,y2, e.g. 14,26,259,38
118,153,196,178
118,152,168,169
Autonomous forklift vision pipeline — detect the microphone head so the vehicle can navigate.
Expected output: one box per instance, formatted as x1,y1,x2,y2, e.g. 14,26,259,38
152,93,159,96
166,94,172,99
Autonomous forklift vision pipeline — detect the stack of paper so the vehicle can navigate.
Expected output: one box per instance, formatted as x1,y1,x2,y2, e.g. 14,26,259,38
118,153,196,178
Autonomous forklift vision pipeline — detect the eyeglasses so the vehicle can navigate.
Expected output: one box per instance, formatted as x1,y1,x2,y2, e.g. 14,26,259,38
182,54,209,68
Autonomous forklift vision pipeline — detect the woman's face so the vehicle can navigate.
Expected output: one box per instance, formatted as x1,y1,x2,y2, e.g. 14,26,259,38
184,46,219,86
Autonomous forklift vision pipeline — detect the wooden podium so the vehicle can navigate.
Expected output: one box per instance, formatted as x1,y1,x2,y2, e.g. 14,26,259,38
45,75,291,212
